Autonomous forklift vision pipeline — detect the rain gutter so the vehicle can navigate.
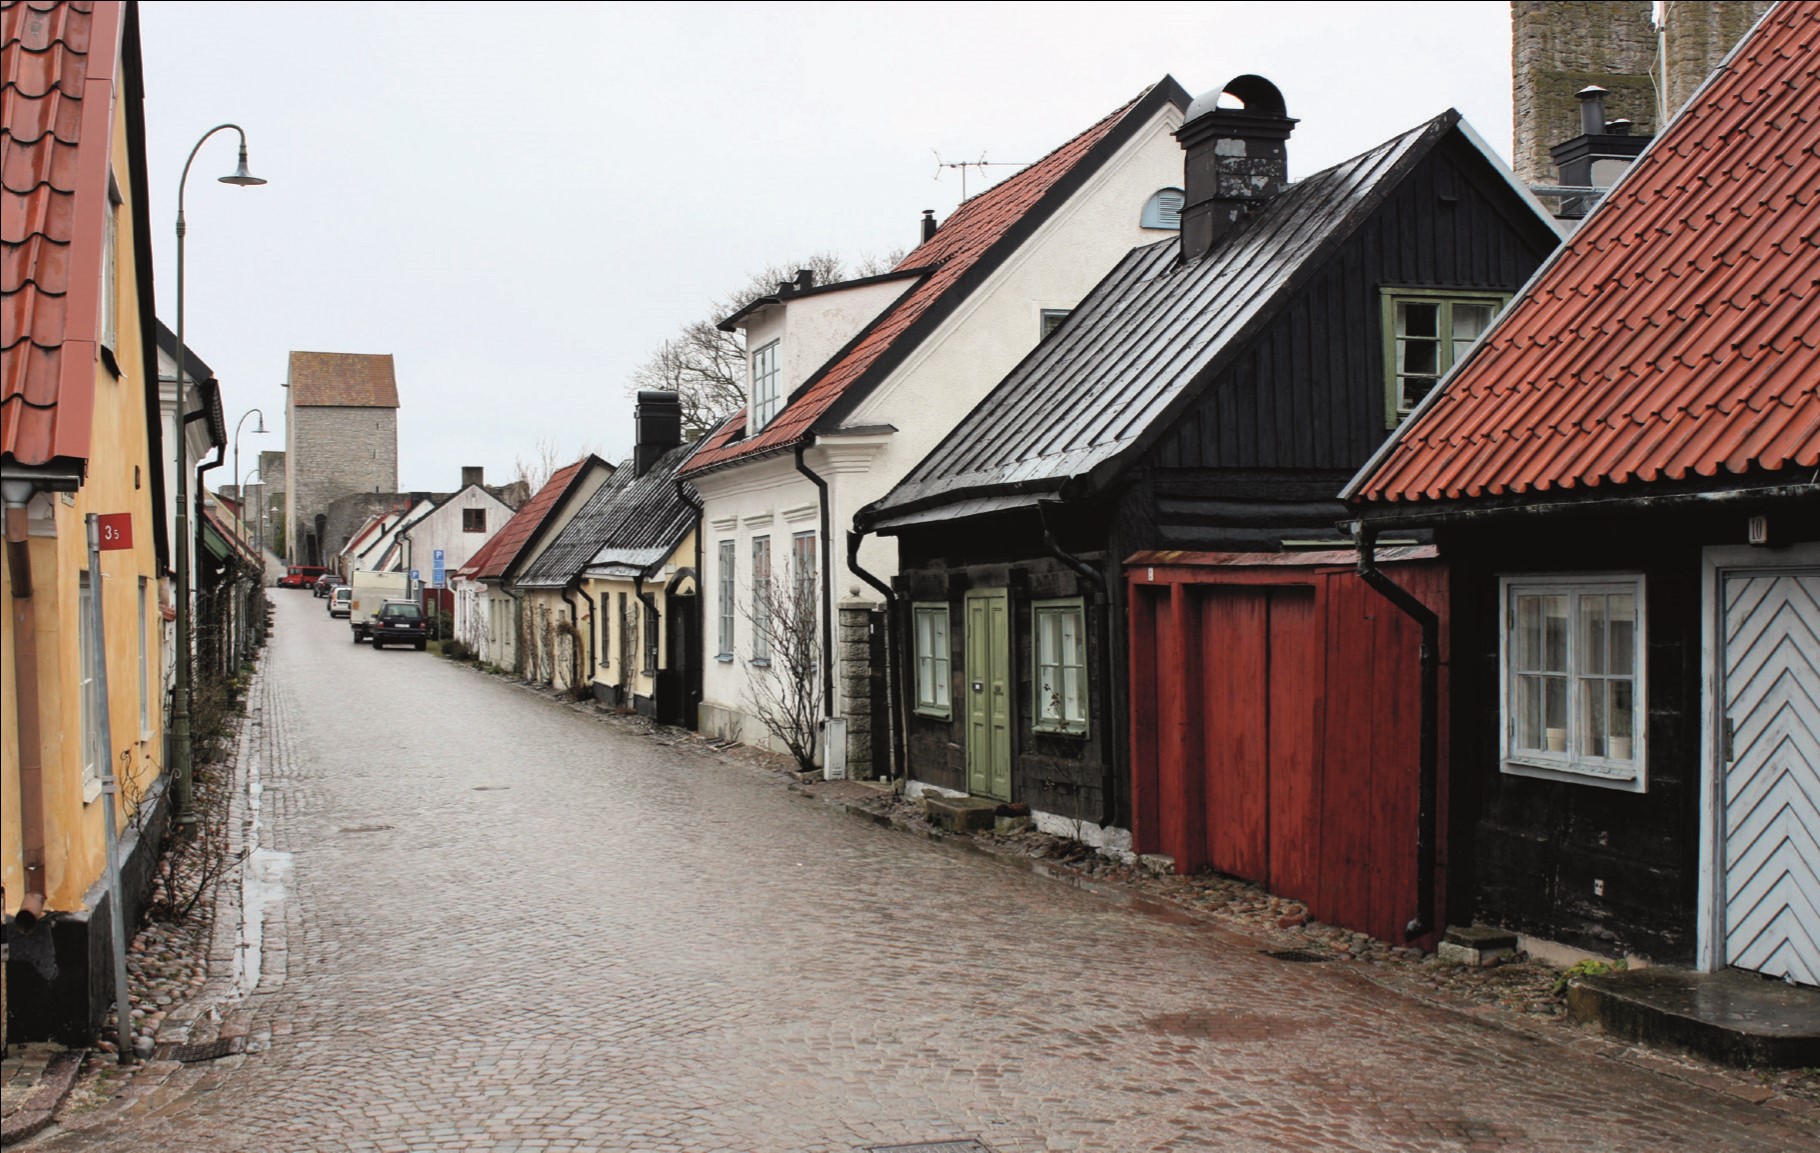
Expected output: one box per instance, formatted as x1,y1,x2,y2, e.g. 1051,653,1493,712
793,442,835,717
3,481,49,927
573,579,597,681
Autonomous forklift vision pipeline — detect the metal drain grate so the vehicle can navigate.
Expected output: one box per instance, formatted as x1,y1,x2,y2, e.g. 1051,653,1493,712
339,824,393,833
1263,948,1330,963
472,785,510,791
167,1037,243,1063
869,1144,991,1153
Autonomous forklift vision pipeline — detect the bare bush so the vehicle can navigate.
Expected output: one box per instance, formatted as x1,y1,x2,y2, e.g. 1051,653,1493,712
744,567,821,773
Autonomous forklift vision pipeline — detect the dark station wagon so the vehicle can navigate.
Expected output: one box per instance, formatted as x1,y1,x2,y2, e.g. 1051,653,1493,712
369,601,428,651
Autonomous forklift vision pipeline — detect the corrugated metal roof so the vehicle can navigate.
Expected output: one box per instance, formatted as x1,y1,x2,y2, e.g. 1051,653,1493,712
287,350,399,408
863,113,1455,525
681,79,1188,477
1,0,112,471
1354,3,1820,505
457,458,595,581
515,441,700,588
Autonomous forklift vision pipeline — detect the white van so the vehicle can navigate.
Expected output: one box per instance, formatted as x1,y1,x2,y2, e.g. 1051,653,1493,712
348,570,410,642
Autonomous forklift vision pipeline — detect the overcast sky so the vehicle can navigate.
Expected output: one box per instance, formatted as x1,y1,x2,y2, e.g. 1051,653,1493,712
138,1,1513,492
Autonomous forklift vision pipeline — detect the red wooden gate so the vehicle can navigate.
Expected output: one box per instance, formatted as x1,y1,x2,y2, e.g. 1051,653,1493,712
1128,549,1449,945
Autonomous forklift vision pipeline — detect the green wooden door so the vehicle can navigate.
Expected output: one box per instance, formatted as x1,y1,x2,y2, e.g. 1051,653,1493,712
965,589,1012,800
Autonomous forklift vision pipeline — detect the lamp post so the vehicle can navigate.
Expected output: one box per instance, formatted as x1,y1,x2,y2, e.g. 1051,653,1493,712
232,408,266,529
172,125,266,821
235,466,262,664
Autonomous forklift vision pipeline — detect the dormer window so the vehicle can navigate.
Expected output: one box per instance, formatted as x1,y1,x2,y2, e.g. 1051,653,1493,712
750,340,781,433
1381,289,1504,426
1140,187,1185,230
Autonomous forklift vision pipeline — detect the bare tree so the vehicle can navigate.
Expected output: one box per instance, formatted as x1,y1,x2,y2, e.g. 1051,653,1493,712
511,438,595,495
744,560,822,773
629,249,907,436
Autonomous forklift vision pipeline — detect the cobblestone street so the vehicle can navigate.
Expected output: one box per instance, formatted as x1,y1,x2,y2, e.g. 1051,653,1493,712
27,596,1820,1152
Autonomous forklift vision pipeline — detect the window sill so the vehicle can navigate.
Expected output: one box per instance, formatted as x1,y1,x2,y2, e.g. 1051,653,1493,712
100,344,121,379
83,777,103,805
914,707,952,721
1034,724,1090,739
715,653,734,663
1501,756,1645,793
749,657,771,668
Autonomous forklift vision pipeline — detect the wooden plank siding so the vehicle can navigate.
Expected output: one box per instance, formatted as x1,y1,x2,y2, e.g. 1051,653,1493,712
1128,560,1450,945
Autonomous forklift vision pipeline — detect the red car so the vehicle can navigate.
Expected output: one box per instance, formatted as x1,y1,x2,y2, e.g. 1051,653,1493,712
278,565,327,590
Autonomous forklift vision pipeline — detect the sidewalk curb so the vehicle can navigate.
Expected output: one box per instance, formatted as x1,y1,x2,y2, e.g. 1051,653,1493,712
0,1049,82,1145
794,784,1820,1123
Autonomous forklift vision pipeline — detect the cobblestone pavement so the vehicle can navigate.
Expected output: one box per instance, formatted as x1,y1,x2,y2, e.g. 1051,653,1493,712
29,596,1820,1152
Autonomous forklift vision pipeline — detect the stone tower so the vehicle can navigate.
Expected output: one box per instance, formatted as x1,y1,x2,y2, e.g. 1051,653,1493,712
283,351,400,565
1512,1,1775,187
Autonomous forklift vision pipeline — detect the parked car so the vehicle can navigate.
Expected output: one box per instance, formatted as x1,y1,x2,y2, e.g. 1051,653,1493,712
370,600,427,650
313,573,343,598
329,586,353,618
349,569,410,642
278,565,327,590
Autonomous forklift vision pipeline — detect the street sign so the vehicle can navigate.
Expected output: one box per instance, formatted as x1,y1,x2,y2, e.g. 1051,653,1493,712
410,569,420,581
97,512,133,551
432,548,446,589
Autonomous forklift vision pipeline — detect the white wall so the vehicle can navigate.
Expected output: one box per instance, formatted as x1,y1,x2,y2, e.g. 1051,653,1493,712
694,99,1189,749
741,277,912,427
402,485,516,585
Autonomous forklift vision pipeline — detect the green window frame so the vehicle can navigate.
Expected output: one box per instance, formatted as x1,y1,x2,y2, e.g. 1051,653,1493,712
1032,598,1088,735
1381,288,1506,428
913,603,952,718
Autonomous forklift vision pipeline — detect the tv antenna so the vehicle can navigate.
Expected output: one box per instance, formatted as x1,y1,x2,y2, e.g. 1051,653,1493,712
932,151,1031,200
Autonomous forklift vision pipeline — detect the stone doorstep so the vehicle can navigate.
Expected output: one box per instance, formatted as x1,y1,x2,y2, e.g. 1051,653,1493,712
1436,924,1520,968
1567,966,1820,1070
922,796,1000,834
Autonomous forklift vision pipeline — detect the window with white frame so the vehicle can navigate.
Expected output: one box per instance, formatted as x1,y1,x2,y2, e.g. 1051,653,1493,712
1381,289,1504,426
80,573,101,795
716,540,735,658
750,341,781,433
1501,575,1645,789
1039,309,1070,340
643,600,659,674
791,531,816,615
751,535,772,661
1033,599,1088,734
913,603,951,718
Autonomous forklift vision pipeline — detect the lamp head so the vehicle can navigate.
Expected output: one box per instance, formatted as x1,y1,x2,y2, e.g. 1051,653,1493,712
219,145,267,187
254,413,267,434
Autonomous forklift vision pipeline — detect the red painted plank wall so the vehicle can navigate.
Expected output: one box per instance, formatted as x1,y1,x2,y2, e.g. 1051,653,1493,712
1128,561,1449,945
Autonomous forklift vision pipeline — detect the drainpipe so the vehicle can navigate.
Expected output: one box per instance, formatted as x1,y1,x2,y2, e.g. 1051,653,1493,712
3,482,48,927
675,476,705,727
792,442,835,717
844,528,904,783
1039,501,1116,826
503,583,525,676
559,585,581,691
633,571,660,708
1351,519,1439,942
574,580,597,682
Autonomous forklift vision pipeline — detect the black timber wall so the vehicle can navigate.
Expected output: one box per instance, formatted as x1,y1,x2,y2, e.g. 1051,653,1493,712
1439,501,1794,963
893,507,1120,825
1153,132,1559,475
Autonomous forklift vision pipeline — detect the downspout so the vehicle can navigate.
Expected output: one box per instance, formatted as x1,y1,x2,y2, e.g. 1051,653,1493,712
1039,501,1116,826
845,528,904,783
675,476,706,725
3,483,48,927
793,442,835,717
559,585,581,691
503,583,525,676
1351,519,1439,942
574,580,597,682
634,570,660,707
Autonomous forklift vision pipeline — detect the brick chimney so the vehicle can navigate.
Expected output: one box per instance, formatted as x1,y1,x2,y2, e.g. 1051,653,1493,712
461,465,484,488
634,391,683,477
1175,75,1297,263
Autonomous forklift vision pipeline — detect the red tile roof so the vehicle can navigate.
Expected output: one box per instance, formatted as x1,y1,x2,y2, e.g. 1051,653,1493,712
288,350,400,408
1,0,119,471
1354,3,1820,505
457,457,593,581
682,85,1169,476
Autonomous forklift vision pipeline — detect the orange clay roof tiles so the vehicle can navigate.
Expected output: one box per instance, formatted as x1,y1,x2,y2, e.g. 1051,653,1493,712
288,350,400,408
1355,1,1820,505
1,0,106,470
457,458,593,581
682,88,1158,476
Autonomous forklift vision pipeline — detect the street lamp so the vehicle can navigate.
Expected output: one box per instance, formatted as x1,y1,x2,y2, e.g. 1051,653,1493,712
172,125,266,821
232,407,266,526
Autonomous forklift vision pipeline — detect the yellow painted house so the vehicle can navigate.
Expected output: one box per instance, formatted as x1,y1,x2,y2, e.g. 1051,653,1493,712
511,394,703,725
2,0,172,1042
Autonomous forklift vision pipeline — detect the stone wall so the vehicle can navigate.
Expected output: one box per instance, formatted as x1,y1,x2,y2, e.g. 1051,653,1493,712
286,405,397,564
1512,1,1776,188
838,601,887,780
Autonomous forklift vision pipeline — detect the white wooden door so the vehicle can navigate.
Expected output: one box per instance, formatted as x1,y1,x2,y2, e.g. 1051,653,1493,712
1720,568,1820,986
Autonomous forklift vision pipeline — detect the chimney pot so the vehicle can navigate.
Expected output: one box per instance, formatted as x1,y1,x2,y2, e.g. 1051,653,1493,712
461,465,484,489
634,390,684,477
1575,85,1609,138
1606,118,1633,136
794,269,815,292
921,209,938,243
1175,74,1296,263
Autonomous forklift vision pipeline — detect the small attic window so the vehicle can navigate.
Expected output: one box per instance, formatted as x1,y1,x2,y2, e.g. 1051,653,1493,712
1141,188,1184,230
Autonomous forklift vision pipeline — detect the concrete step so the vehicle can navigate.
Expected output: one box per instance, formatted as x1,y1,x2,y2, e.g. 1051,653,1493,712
922,796,1000,833
1567,966,1820,1069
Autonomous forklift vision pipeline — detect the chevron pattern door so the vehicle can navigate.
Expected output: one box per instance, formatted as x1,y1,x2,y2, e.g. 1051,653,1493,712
1721,569,1820,987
